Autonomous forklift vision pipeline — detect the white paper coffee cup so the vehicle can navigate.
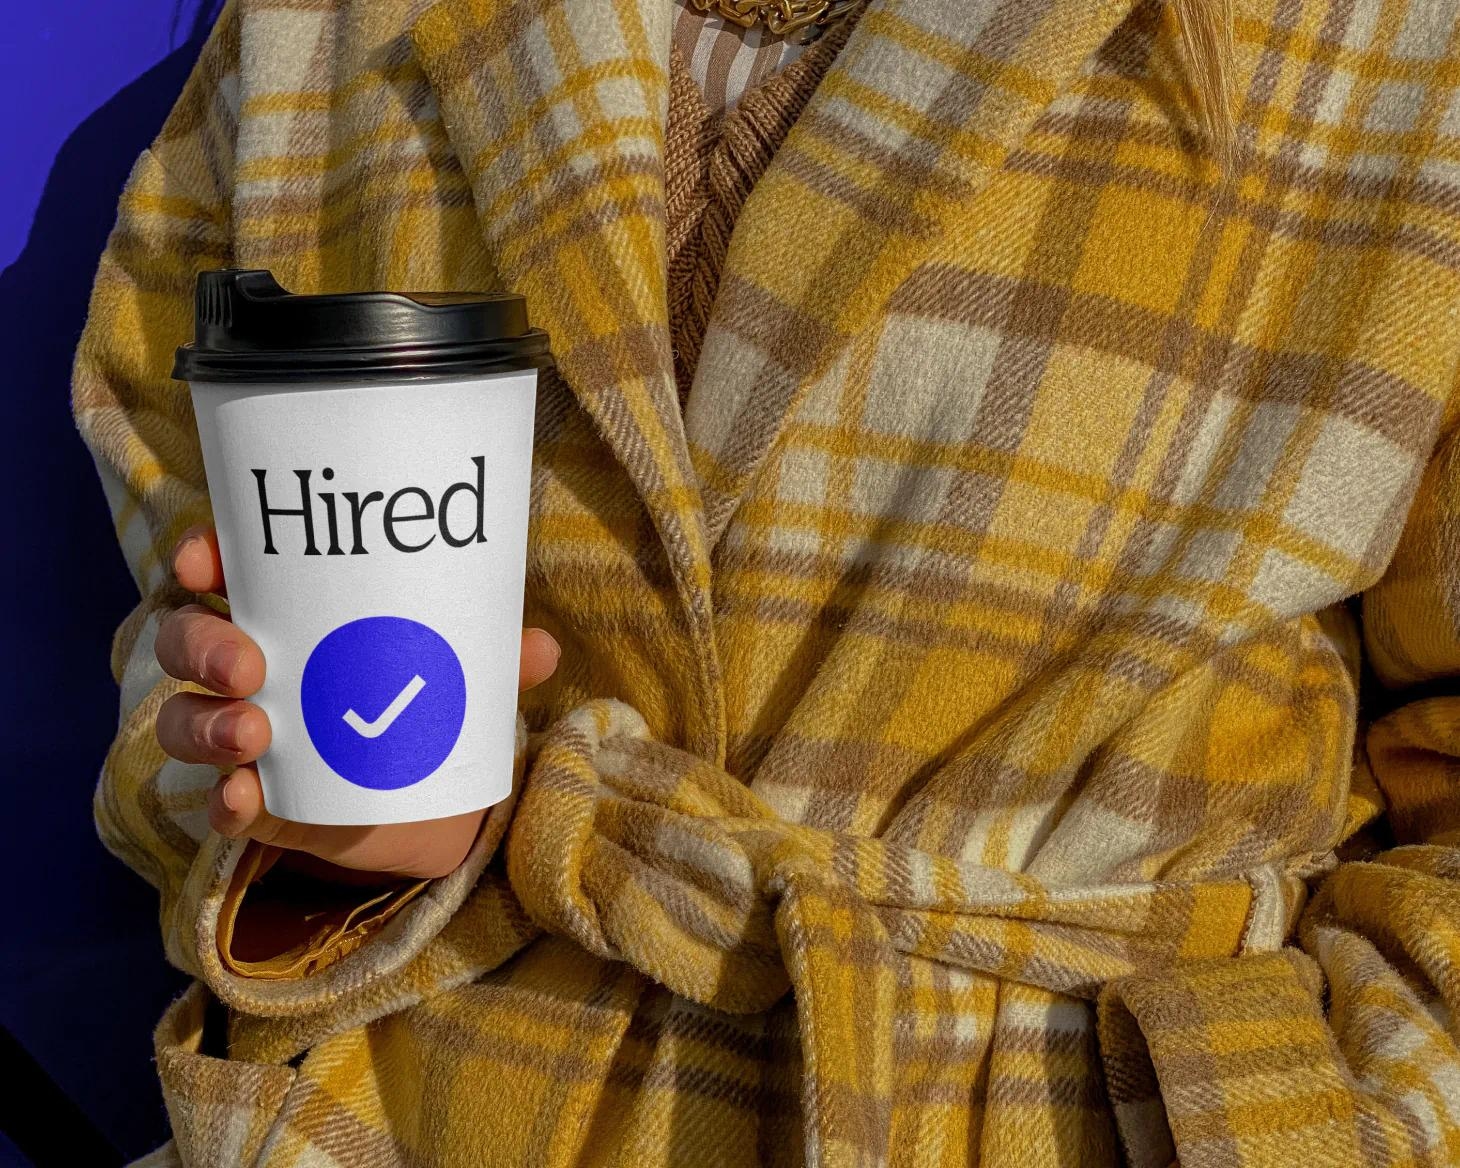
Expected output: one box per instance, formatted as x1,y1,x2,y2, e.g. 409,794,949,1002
174,270,550,825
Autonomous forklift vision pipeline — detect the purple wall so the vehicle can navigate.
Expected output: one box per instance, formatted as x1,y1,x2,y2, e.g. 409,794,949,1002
0,3,217,267
0,3,222,1163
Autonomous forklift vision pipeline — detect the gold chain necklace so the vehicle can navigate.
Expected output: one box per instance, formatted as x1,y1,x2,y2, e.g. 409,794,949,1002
688,0,862,37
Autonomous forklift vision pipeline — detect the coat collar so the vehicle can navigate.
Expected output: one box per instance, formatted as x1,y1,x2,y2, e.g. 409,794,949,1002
411,0,731,755
408,0,686,552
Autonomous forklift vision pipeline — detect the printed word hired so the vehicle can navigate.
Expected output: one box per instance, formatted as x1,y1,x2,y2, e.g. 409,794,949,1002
252,457,489,555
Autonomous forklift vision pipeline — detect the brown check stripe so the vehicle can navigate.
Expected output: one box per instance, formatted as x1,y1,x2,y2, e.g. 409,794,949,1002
70,0,1460,1163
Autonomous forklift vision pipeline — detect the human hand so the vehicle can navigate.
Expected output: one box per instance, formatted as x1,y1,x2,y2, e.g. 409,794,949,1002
154,524,560,881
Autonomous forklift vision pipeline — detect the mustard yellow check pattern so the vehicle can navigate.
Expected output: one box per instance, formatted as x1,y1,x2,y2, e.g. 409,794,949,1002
71,0,1460,1163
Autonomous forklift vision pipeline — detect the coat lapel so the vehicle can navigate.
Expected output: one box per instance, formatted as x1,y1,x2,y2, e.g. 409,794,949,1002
410,0,728,758
684,0,1145,551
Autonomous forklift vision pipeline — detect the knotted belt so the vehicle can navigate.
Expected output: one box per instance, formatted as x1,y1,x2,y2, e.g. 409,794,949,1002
504,700,1297,1163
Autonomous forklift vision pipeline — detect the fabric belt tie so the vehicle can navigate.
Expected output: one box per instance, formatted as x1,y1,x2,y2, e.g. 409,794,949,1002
504,701,1307,1163
505,700,1288,1018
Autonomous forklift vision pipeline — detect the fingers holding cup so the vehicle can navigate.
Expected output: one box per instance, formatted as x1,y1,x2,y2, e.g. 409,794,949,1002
155,604,266,697
157,691,271,767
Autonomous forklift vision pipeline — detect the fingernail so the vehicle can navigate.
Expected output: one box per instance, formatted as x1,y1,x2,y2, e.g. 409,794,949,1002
205,641,243,689
210,708,246,754
530,628,561,659
173,532,201,567
219,774,242,815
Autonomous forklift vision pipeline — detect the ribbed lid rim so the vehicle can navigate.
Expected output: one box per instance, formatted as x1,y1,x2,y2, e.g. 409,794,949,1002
172,269,551,383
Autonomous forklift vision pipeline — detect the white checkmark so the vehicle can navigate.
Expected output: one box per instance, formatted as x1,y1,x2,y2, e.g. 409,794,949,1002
343,674,427,738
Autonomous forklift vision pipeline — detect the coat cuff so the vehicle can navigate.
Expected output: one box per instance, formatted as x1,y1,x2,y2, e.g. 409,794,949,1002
215,843,431,980
178,714,527,1018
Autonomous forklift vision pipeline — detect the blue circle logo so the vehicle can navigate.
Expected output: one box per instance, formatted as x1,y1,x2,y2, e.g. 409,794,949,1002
299,616,467,790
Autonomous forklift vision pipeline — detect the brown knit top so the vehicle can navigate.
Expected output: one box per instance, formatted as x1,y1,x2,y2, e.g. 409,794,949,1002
663,9,863,409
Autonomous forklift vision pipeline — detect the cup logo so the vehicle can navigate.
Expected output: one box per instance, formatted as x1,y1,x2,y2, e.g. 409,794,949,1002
252,457,489,556
299,616,467,790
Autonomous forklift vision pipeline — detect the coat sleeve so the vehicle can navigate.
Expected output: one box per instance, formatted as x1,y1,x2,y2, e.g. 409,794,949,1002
74,2,529,1024
73,2,241,979
1097,399,1460,1168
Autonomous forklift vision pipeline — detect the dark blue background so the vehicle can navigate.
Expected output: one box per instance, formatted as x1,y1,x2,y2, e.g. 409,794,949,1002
1,2,222,1162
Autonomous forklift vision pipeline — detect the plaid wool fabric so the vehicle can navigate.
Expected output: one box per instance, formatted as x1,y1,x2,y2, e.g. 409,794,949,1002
71,0,1460,1164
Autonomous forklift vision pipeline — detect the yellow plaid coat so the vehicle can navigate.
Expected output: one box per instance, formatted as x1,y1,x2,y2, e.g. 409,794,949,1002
73,0,1460,1163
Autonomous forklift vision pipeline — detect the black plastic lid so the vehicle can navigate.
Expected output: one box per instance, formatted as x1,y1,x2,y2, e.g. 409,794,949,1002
172,269,551,383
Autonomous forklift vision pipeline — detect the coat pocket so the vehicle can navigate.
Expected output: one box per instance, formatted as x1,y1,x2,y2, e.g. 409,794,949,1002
154,982,296,1168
